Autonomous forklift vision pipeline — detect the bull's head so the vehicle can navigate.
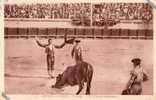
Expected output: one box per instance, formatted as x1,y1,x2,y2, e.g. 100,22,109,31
52,74,65,89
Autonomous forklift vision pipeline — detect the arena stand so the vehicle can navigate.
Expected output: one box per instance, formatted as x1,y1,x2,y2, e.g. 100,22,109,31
4,3,153,39
4,3,153,26
92,3,153,26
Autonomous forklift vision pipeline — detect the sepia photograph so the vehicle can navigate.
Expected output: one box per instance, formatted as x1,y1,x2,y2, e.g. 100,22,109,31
3,0,153,95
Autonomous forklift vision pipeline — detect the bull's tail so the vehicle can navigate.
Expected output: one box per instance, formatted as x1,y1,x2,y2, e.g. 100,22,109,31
86,63,93,95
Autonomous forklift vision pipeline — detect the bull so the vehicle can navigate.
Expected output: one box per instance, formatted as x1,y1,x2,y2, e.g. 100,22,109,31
52,61,93,95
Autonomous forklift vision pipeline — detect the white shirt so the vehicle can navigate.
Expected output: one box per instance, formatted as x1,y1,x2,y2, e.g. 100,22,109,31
131,65,146,82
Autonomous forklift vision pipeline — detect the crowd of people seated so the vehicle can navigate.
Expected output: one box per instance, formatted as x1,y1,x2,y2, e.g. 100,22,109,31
4,3,91,19
4,3,152,26
93,3,153,26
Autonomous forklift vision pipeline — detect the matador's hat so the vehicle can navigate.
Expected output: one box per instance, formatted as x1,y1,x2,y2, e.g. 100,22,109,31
131,58,141,65
75,38,81,43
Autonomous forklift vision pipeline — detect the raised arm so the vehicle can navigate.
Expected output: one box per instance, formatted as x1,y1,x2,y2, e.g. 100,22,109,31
35,37,49,48
54,34,67,49
54,42,66,49
65,33,75,44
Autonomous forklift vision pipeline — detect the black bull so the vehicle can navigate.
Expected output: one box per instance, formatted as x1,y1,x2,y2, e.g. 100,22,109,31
52,61,93,95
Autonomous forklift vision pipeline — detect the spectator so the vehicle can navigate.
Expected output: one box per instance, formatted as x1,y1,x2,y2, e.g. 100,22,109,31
4,3,152,25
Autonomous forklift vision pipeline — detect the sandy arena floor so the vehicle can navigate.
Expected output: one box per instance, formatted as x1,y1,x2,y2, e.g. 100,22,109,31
4,38,153,95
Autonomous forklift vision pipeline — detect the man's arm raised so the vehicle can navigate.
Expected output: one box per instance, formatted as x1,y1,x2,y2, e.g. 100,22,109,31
64,33,75,44
35,37,49,48
54,33,67,49
54,42,66,49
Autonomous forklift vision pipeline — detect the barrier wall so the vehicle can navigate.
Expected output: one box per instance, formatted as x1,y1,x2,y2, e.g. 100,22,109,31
4,18,153,39
4,27,153,39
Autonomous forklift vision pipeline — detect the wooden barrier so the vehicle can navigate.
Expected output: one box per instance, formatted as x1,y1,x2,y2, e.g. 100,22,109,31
4,27,153,40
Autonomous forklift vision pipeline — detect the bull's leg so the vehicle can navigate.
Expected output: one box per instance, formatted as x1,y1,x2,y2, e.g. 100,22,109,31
86,73,93,94
86,65,93,95
76,82,84,95
86,82,91,95
75,74,84,95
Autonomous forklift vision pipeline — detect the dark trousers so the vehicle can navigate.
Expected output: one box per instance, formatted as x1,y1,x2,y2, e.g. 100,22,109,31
131,82,142,95
47,55,55,77
122,82,142,95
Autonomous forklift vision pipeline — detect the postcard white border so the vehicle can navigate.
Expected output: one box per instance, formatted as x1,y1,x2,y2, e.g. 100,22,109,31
0,0,156,100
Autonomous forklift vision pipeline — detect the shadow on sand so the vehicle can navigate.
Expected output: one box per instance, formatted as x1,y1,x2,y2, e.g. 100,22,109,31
5,73,50,79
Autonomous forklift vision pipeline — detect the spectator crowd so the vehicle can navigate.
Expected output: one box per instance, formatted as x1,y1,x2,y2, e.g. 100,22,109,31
4,3,153,26
93,3,153,25
4,3,91,19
